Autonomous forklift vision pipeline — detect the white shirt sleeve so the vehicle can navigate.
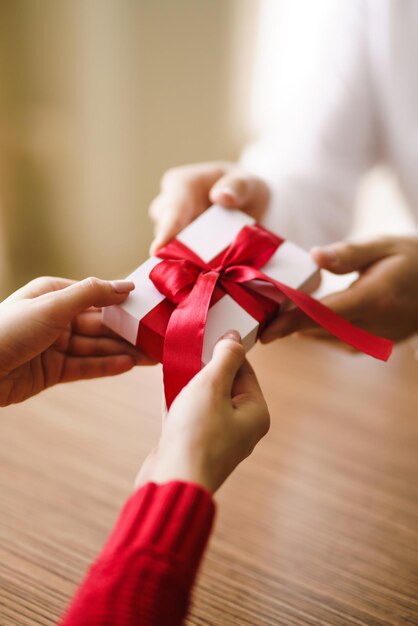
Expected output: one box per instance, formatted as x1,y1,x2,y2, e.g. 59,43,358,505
240,0,379,248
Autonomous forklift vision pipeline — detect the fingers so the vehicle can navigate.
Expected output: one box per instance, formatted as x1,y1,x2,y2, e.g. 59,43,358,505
59,334,145,360
209,172,270,221
149,162,270,255
150,192,196,255
150,162,231,254
205,330,245,396
260,279,374,342
311,238,394,274
260,236,396,343
319,281,375,319
36,277,135,327
298,328,359,352
260,309,309,342
2,276,76,304
66,310,156,364
61,354,135,382
72,309,118,337
73,309,141,341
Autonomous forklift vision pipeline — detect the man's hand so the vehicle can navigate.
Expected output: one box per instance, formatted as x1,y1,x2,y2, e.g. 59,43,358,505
0,276,153,406
149,162,270,254
137,331,270,493
260,236,418,344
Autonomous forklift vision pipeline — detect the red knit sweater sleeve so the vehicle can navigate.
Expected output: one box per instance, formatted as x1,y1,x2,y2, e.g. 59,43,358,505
58,481,215,626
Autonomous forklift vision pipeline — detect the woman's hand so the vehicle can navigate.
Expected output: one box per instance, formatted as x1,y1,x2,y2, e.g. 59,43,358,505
137,331,270,493
149,162,270,254
260,236,418,344
0,276,152,406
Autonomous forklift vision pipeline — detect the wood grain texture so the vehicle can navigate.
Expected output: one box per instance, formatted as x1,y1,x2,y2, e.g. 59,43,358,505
0,338,417,625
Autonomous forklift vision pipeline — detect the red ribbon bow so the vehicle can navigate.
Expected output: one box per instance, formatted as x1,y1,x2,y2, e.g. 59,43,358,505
150,224,393,407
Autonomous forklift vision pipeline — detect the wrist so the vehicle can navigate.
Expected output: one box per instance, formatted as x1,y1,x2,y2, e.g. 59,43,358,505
149,452,216,493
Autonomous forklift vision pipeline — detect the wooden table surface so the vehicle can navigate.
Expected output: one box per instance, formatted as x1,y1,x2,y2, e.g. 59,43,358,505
0,337,417,626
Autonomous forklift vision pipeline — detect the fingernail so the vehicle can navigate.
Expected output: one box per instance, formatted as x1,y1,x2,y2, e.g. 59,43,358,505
111,280,135,293
213,186,240,204
219,329,241,343
317,245,338,263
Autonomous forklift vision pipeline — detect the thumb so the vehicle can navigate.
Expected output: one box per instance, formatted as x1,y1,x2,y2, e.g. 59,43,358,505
209,172,270,220
231,358,264,401
311,238,394,274
205,330,245,396
36,277,135,324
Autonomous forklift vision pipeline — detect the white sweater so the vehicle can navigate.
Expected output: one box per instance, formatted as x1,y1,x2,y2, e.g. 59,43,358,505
241,0,418,248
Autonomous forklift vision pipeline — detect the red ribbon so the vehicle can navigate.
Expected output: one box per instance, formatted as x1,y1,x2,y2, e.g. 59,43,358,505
149,224,393,407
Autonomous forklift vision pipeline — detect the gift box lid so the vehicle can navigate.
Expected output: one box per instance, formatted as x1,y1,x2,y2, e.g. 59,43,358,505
103,205,320,353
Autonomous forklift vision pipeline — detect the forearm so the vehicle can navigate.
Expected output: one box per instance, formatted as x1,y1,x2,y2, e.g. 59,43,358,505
58,481,215,626
241,0,378,249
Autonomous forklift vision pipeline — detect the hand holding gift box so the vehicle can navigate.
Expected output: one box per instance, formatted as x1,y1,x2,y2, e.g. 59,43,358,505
103,205,393,406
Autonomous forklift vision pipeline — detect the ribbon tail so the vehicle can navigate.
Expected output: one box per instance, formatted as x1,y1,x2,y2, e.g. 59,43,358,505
236,267,393,361
162,271,219,408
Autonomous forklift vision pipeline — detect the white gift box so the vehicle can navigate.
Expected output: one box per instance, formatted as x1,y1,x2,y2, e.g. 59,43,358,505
103,205,320,364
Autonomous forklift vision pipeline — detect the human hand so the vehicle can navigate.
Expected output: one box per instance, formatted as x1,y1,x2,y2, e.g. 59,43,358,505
0,276,153,406
260,236,418,344
149,162,270,254
137,331,270,493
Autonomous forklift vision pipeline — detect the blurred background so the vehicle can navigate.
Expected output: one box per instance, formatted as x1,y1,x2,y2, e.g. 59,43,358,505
0,0,414,299
0,0,259,297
